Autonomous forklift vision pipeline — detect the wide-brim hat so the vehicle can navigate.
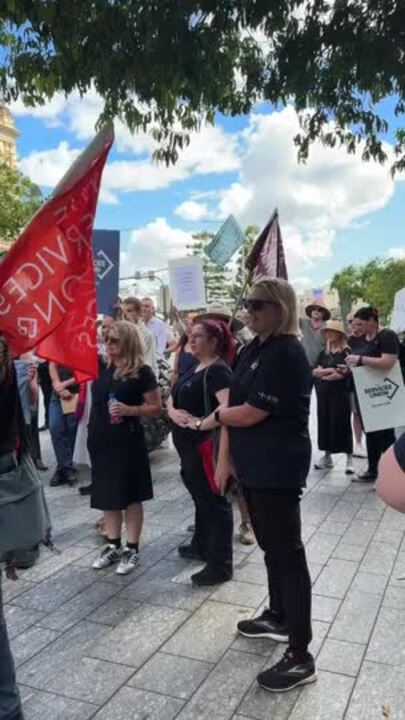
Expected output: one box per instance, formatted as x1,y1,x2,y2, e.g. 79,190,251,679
195,303,245,332
320,320,347,338
305,299,331,321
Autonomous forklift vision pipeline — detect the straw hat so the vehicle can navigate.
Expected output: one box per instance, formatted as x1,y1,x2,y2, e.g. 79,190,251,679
320,320,347,338
195,303,245,332
305,299,331,321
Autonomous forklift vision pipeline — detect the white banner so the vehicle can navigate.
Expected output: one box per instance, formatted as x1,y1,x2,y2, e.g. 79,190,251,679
353,361,405,433
168,256,205,310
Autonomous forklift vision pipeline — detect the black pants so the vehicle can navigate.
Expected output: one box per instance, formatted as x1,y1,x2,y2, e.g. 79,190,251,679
180,446,233,575
243,487,312,656
37,362,52,428
366,428,396,475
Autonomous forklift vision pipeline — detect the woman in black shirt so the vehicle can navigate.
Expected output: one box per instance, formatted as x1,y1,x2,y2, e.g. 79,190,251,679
186,279,315,693
346,306,399,481
89,321,161,576
313,321,353,474
168,319,235,586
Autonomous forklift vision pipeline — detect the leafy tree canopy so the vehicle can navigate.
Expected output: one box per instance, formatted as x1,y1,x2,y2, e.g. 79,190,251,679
1,1,404,169
0,163,42,246
332,258,405,322
188,231,231,302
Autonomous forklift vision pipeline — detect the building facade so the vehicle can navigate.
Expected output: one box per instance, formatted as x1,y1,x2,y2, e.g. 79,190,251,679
0,105,19,169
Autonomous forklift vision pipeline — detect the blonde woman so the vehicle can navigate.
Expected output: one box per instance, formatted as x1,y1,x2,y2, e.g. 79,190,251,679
313,320,353,473
186,279,315,693
89,321,161,575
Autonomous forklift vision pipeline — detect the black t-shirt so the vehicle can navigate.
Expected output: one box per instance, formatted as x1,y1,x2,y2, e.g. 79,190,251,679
357,329,399,358
171,360,232,452
228,334,312,490
348,335,366,353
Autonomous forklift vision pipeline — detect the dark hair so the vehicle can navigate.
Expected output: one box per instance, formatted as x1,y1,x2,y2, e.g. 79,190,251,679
0,334,13,384
194,319,236,365
123,297,142,313
354,306,379,323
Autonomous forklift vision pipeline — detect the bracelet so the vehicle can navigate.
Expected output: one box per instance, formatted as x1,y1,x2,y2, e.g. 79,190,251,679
357,355,363,367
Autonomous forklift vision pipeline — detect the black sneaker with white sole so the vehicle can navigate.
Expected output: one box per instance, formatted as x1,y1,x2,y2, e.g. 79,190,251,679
237,609,289,642
257,649,317,693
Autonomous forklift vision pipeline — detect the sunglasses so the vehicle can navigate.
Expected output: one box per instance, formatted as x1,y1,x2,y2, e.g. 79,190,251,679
106,337,119,345
242,298,279,312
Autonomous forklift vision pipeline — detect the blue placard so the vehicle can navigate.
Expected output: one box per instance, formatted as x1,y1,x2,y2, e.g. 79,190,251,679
93,230,120,315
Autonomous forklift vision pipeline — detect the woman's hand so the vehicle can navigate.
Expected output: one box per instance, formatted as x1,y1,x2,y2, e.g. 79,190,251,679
345,354,360,367
168,407,191,427
214,458,233,495
60,389,73,400
109,401,132,417
323,370,343,381
184,415,202,430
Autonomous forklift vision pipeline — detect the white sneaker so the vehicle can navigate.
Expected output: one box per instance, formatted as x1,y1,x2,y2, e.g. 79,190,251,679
314,454,334,470
92,544,122,570
345,456,355,475
353,444,367,459
116,548,139,575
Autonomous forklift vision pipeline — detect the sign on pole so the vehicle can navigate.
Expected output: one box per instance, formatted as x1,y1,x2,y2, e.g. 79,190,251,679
168,256,205,310
353,362,405,432
93,230,120,316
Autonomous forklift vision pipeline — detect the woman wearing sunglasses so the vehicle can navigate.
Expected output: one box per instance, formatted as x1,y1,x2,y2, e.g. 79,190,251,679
186,279,315,693
89,321,162,575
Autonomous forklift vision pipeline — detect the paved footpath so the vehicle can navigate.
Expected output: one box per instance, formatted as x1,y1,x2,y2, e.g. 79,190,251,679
4,432,405,720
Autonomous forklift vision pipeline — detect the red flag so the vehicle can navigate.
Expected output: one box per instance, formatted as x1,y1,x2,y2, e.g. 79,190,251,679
245,209,288,282
0,124,114,381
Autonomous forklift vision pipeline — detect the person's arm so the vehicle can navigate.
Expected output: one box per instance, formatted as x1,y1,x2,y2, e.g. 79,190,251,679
346,353,398,371
27,362,39,405
49,362,76,395
313,366,336,379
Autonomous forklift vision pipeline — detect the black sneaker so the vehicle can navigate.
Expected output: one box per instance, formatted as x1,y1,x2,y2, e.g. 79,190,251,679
191,565,232,586
237,609,289,642
352,470,377,483
178,544,205,561
257,650,317,693
79,483,92,496
50,470,69,487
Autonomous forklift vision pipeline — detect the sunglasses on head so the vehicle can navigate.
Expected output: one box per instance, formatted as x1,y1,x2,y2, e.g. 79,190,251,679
242,298,279,312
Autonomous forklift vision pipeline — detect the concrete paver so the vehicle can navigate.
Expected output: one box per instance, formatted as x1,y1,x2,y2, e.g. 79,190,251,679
4,432,405,719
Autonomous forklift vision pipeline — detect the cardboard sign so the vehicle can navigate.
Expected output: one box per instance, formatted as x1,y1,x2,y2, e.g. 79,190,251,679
353,361,405,432
168,256,205,310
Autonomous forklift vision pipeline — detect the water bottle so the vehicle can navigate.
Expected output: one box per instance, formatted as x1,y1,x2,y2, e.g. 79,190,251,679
108,393,123,424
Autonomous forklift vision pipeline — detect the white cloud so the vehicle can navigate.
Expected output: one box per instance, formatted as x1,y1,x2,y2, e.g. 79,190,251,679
19,142,80,187
125,218,193,271
218,107,396,279
175,200,208,221
387,247,405,260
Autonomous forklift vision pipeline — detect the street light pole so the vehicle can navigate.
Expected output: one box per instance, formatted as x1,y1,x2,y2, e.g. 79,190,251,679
120,269,169,319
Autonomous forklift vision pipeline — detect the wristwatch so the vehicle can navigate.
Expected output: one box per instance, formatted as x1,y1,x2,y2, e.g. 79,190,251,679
195,418,203,430
357,355,363,366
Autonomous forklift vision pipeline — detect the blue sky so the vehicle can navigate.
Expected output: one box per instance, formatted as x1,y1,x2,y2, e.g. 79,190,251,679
11,90,405,294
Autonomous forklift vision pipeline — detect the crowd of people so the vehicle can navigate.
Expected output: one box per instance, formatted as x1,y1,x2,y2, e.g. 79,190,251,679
1,281,405,718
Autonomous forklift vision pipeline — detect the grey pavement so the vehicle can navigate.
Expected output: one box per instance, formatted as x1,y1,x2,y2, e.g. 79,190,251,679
4,432,405,720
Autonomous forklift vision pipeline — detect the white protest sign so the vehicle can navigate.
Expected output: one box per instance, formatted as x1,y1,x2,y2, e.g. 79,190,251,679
168,256,206,310
391,287,405,333
353,361,405,433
